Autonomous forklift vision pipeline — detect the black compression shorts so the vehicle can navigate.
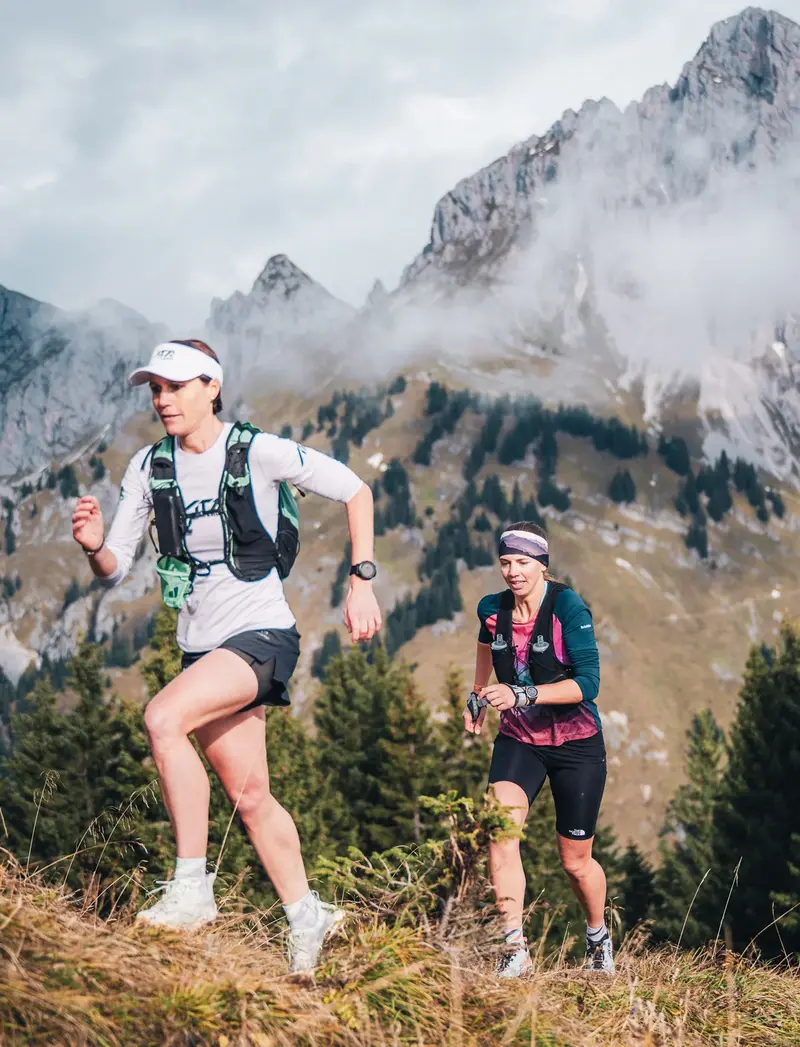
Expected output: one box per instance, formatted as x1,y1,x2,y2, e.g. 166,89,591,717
180,626,301,712
488,732,607,840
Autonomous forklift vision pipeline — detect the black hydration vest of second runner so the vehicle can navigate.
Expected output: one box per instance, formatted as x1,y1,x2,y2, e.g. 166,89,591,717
490,582,576,687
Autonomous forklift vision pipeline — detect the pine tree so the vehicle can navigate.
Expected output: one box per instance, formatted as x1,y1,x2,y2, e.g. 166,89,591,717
663,437,691,476
58,465,80,499
510,482,524,521
311,630,342,679
3,500,15,556
767,489,785,518
482,402,506,453
684,520,708,559
473,512,492,533
366,677,438,852
608,469,636,504
0,645,168,900
0,666,14,727
314,645,406,849
538,427,558,476
537,477,571,512
651,710,725,945
463,442,486,481
481,474,509,519
426,382,449,415
618,842,655,935
0,676,82,866
708,631,800,955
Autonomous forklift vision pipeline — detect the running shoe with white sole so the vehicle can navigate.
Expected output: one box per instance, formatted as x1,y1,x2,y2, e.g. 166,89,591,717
584,931,615,974
135,872,218,929
495,942,533,979
287,892,345,975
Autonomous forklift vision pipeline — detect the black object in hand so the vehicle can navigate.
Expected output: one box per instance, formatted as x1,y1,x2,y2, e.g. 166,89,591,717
467,691,485,722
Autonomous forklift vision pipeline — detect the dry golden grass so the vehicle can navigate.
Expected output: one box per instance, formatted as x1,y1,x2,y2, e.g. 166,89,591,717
1,855,798,1047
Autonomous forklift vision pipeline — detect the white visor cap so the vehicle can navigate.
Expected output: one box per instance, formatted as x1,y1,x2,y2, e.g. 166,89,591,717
128,342,224,388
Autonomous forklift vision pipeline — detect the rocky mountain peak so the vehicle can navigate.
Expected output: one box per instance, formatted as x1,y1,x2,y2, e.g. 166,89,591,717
206,255,355,390
402,8,800,290
700,7,799,89
251,254,318,299
366,279,388,308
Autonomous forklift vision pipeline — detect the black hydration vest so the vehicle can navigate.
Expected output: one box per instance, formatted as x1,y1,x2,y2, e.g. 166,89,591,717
490,582,576,687
147,421,301,608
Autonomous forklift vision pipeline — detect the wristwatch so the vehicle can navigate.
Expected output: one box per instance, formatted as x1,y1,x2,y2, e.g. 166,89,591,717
82,538,105,556
511,684,539,708
349,561,377,580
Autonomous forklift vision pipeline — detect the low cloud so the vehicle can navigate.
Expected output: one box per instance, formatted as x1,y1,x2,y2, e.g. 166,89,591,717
2,0,788,328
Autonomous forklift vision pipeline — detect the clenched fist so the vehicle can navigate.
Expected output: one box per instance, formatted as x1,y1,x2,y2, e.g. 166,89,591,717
72,496,105,552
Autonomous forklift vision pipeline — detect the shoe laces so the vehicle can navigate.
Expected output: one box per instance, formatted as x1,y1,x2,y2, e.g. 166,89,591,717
586,933,611,967
144,877,201,907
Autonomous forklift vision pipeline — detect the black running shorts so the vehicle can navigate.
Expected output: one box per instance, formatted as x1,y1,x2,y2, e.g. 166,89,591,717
180,626,301,711
488,732,607,840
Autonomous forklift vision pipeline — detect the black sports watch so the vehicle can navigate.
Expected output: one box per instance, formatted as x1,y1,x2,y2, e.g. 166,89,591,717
511,684,539,708
349,560,377,581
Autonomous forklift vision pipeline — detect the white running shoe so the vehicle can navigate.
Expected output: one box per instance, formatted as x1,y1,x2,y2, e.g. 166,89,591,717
287,892,345,974
495,942,533,979
135,872,218,929
584,932,615,974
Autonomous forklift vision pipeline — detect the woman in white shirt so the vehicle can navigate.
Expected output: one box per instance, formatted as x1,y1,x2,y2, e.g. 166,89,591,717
71,339,381,973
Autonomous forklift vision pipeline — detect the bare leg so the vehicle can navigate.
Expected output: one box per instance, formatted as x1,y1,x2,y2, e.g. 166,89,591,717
557,835,607,928
143,650,259,857
488,781,529,931
195,706,309,905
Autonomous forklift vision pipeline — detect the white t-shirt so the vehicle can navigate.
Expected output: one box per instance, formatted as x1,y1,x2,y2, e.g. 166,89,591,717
104,423,363,652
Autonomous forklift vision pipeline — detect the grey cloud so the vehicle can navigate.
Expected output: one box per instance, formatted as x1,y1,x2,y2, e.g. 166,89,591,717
3,1,800,328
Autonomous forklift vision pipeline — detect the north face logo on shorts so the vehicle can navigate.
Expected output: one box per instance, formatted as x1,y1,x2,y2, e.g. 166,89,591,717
568,828,587,837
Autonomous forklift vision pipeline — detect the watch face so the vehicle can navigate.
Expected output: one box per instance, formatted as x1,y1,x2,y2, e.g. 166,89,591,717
356,560,377,580
525,685,538,700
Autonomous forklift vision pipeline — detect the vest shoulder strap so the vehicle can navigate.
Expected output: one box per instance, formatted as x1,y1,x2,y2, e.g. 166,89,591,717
495,589,515,645
223,421,262,488
533,581,569,633
149,435,177,489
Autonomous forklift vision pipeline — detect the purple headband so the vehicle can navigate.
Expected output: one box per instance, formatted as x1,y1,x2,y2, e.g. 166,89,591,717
498,528,549,565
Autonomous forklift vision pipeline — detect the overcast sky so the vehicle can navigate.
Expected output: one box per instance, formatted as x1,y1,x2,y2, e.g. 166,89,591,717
2,1,799,328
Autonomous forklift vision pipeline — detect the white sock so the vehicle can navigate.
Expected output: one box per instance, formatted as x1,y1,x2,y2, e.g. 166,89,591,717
174,857,207,880
283,890,319,931
504,926,525,948
587,922,607,942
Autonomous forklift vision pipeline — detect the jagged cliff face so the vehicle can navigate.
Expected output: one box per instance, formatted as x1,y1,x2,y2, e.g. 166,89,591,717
0,287,162,481
391,8,800,478
402,8,800,288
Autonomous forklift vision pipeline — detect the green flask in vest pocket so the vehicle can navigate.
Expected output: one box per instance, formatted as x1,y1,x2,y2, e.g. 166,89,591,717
155,555,195,610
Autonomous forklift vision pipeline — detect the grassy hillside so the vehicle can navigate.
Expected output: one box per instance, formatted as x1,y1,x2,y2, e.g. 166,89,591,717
1,854,797,1047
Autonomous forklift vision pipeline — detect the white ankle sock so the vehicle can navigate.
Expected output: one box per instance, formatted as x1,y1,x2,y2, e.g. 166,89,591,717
504,926,525,947
174,857,207,880
283,891,319,931
587,922,607,942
